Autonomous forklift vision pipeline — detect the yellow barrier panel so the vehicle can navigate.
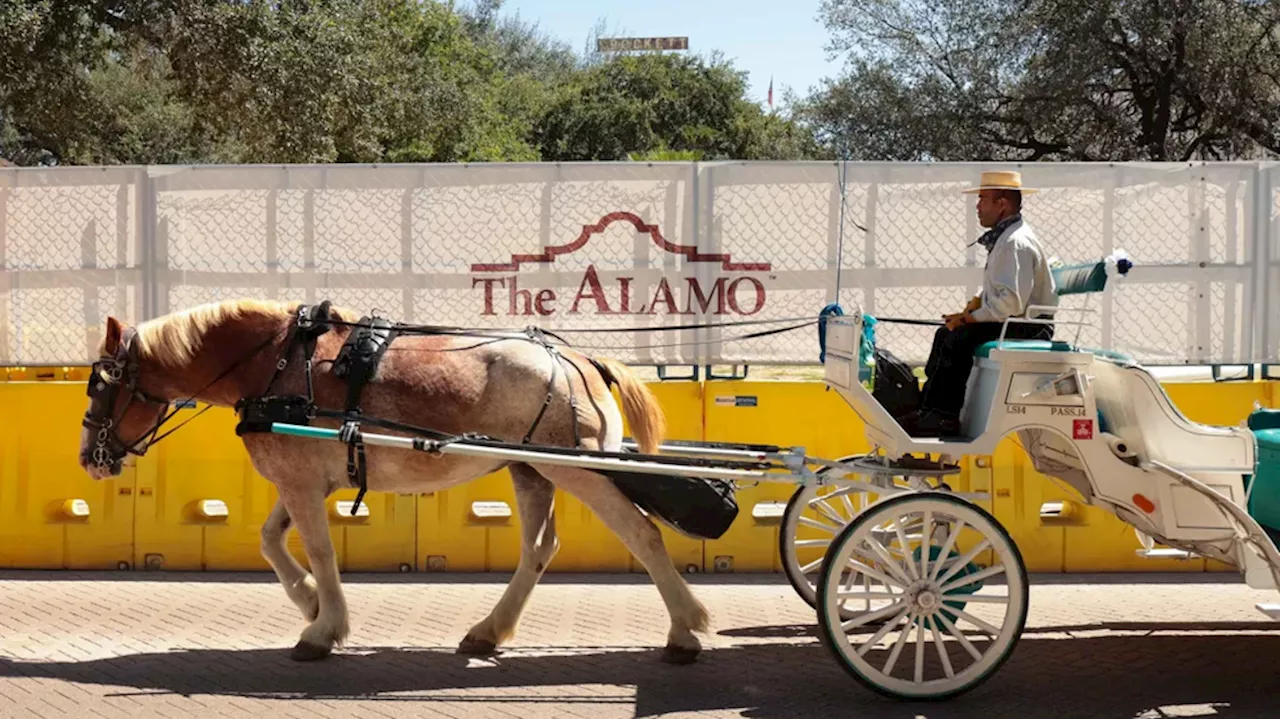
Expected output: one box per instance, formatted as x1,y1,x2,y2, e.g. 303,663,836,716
135,404,419,572
0,382,135,569
701,381,870,572
417,470,521,572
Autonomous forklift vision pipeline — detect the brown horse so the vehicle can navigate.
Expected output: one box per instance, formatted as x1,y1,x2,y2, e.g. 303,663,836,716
77,298,710,663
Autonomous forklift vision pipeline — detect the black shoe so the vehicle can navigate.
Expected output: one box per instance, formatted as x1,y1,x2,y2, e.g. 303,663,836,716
899,409,961,438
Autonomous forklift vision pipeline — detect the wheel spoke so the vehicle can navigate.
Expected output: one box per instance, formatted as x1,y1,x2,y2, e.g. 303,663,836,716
799,557,824,574
810,498,847,527
894,516,921,581
948,606,1002,637
857,605,911,657
839,491,857,518
882,613,914,675
953,594,1010,605
798,515,840,533
930,621,956,679
913,620,926,683
795,539,833,548
940,563,1006,594
861,537,914,587
920,510,933,578
835,590,901,601
934,610,983,661
841,600,909,631
928,519,965,581
839,555,901,588
936,538,991,586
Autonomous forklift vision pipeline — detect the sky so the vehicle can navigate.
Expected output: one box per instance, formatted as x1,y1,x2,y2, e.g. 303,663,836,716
491,0,844,107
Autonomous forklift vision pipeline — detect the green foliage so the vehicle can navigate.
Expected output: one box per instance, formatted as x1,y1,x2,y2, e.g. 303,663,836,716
0,0,810,166
802,0,1280,161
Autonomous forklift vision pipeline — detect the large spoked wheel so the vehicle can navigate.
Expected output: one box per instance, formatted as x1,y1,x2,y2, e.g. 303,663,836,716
816,492,1028,701
780,480,883,618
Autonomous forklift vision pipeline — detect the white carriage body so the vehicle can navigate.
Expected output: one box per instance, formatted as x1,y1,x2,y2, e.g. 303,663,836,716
820,308,1280,590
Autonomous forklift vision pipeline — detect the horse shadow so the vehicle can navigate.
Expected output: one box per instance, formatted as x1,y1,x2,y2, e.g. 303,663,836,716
1,627,1278,718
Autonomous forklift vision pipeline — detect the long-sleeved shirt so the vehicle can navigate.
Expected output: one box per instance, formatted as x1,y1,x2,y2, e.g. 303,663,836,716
968,216,1059,323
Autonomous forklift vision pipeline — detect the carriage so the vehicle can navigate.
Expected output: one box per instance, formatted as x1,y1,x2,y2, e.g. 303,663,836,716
79,251,1280,701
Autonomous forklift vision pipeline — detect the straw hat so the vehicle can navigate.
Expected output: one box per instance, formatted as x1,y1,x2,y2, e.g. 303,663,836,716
961,170,1038,194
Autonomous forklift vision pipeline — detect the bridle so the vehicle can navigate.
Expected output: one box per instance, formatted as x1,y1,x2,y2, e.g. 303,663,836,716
81,327,174,475
81,317,302,476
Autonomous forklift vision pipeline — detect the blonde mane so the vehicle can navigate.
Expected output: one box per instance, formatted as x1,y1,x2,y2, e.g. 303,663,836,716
133,298,295,369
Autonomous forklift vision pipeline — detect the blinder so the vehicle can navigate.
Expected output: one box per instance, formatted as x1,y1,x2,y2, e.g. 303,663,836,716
81,327,172,474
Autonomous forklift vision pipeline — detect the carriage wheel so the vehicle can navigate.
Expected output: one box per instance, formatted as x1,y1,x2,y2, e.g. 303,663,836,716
779,482,878,618
816,492,1028,701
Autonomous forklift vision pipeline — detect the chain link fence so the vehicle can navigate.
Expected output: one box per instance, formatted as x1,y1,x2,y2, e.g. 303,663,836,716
2,161,1276,367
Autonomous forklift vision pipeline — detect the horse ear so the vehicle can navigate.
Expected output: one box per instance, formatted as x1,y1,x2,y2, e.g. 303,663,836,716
103,317,122,355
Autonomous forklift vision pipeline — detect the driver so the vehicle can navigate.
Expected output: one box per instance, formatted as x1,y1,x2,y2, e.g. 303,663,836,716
900,170,1058,438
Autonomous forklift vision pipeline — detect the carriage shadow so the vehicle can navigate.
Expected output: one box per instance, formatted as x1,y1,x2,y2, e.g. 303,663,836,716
1,632,1277,718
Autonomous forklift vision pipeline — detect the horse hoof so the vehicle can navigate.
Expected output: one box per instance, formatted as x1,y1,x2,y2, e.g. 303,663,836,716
290,640,332,662
456,635,497,656
661,644,700,665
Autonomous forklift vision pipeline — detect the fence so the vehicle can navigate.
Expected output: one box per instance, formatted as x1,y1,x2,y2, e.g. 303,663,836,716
2,160,1278,367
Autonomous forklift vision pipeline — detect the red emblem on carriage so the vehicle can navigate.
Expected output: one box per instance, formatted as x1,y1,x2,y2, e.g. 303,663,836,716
1073,419,1093,440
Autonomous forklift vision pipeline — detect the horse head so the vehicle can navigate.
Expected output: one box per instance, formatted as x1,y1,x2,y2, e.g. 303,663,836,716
78,316,174,479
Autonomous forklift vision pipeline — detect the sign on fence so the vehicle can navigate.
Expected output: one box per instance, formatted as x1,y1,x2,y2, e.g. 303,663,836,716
1,161,1277,367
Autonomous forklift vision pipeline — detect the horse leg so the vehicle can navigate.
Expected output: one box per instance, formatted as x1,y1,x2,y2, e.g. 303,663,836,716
276,482,349,661
533,464,709,664
458,463,559,655
260,499,319,622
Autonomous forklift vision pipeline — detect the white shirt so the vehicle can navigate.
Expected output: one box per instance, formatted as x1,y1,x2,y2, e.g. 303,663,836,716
968,217,1058,323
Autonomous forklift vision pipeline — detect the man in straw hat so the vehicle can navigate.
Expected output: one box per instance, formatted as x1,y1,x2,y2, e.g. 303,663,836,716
900,169,1058,438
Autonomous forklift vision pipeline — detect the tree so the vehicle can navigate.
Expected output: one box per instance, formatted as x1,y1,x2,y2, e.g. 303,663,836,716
804,0,1280,161
535,52,820,161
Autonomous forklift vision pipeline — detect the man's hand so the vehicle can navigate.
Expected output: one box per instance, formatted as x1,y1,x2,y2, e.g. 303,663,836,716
965,296,982,313
943,311,971,331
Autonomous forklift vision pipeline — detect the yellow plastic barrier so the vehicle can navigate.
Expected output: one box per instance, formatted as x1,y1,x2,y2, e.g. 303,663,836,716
3,368,1279,575
0,381,135,569
701,381,871,572
134,404,419,572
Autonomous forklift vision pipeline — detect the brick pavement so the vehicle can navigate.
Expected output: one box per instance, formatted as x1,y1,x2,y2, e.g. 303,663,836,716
0,570,1277,718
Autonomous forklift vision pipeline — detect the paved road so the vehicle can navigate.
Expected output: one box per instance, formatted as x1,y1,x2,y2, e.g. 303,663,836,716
0,570,1276,718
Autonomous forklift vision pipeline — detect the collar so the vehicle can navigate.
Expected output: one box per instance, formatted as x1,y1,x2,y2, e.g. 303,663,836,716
975,213,1022,252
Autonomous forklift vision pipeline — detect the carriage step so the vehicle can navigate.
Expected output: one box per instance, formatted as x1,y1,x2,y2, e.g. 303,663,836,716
1256,603,1280,620
1134,548,1196,560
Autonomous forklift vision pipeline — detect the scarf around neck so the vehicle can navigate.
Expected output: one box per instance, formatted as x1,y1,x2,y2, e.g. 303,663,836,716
975,213,1022,252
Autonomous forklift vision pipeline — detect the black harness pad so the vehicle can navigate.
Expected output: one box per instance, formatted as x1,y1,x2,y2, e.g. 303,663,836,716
332,316,397,414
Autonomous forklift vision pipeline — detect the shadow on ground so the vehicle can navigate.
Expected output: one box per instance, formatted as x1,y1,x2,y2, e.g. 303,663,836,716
1,629,1277,718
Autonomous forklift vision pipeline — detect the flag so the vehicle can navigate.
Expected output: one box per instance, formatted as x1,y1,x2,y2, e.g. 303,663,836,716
767,76,773,108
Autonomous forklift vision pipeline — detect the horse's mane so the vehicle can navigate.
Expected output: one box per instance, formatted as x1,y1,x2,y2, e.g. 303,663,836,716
133,298,295,369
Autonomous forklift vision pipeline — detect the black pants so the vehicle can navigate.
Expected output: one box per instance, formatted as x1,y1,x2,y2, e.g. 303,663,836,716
920,321,1054,416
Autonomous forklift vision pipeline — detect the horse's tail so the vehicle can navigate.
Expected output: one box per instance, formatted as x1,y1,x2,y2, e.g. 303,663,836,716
590,356,666,455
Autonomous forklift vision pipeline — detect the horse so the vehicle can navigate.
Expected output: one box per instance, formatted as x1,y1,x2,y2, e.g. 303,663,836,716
76,298,710,663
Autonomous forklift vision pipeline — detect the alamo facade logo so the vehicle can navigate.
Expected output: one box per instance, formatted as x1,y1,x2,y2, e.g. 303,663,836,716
469,211,774,317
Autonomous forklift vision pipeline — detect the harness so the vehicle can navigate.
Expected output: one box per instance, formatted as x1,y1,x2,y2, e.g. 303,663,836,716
85,300,778,516
232,302,591,516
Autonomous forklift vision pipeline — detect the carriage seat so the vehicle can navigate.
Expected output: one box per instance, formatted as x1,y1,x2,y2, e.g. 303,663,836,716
973,254,1133,364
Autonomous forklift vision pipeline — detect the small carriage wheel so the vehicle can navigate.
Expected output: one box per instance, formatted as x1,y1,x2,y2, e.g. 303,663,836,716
779,460,920,619
816,492,1028,701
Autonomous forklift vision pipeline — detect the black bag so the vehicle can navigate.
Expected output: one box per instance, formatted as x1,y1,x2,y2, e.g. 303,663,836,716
872,347,920,419
605,470,739,540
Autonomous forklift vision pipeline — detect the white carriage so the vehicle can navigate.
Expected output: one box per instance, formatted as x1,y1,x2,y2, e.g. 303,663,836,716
265,253,1280,701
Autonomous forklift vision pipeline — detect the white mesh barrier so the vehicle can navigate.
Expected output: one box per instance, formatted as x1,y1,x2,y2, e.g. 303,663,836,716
1,161,1275,366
